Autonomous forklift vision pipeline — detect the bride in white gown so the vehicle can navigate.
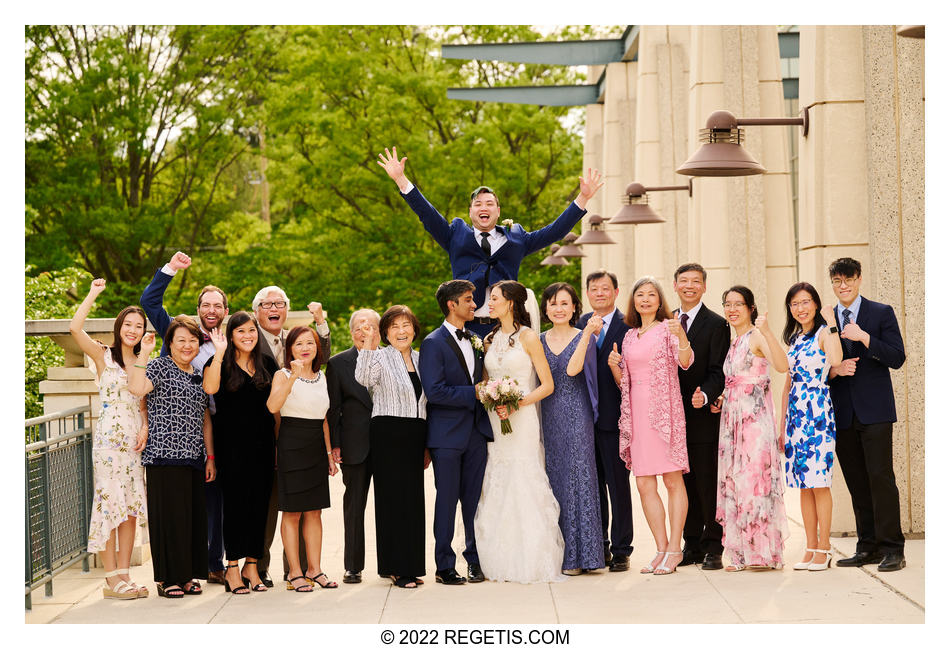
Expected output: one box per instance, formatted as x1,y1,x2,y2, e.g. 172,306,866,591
474,281,566,583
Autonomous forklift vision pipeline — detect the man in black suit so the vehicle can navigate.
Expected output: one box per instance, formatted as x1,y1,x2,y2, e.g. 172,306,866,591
327,308,380,584
672,263,729,570
827,258,907,572
253,285,331,587
577,270,633,571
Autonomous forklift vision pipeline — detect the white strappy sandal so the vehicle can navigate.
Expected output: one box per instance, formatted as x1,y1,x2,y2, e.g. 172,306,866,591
793,548,819,570
118,569,149,597
102,569,138,600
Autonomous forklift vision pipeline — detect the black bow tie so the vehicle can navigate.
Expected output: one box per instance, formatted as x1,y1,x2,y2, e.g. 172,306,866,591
455,329,472,341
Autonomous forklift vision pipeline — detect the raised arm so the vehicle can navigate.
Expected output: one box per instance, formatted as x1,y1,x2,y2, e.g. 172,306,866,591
378,147,453,251
819,305,844,368
69,278,108,375
750,312,789,373
202,327,228,395
127,333,156,396
523,168,603,254
567,316,601,376
307,302,332,365
267,362,301,414
140,251,191,346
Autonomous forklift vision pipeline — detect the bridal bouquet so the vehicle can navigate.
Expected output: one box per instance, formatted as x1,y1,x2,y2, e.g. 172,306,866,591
475,376,523,435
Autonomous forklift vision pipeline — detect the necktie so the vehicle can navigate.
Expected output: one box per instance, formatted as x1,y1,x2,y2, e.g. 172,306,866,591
841,309,855,356
455,329,472,341
273,336,283,360
480,232,491,256
680,312,689,333
596,324,607,349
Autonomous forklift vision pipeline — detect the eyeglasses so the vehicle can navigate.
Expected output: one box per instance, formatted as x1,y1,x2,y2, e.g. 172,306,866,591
831,277,858,287
789,299,814,309
722,302,747,309
259,301,287,309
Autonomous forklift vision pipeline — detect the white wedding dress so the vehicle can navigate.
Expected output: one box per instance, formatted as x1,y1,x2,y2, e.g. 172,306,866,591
474,327,566,583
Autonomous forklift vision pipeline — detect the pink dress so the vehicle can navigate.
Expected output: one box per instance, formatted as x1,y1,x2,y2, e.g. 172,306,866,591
715,331,789,568
618,324,692,477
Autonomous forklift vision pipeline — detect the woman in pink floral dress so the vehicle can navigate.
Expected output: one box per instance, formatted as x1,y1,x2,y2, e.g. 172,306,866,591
713,286,790,571
611,277,693,576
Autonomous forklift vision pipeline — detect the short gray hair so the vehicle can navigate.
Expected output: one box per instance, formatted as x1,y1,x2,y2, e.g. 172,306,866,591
252,286,290,311
348,308,381,332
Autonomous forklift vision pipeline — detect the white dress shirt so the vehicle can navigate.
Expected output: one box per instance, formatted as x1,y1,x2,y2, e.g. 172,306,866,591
442,320,476,379
677,301,706,405
836,294,863,324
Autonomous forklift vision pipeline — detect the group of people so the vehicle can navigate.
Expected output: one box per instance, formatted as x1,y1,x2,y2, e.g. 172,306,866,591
71,148,908,601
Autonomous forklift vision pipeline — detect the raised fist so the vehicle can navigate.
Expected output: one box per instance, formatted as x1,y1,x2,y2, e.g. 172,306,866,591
308,301,326,325
89,278,107,297
168,251,192,271
290,358,306,378
584,314,604,337
140,332,156,356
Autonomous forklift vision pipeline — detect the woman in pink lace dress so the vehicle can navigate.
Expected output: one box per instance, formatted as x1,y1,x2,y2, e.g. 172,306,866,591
610,277,693,576
712,286,790,571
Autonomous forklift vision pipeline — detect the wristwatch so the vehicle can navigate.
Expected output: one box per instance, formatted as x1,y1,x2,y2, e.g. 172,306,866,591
827,325,839,334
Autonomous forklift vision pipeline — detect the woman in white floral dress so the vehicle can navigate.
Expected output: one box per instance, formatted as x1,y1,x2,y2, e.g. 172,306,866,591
70,279,150,600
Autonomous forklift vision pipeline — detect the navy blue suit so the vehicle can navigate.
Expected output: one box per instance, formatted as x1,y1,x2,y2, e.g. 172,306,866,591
830,297,906,553
403,186,586,337
140,267,224,574
577,309,633,558
419,325,493,571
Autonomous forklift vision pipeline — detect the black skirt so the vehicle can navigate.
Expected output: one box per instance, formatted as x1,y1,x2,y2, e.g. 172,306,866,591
277,416,330,512
145,465,208,585
370,416,427,577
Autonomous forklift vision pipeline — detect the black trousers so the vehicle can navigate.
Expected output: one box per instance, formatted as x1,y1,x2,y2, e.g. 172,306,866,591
683,442,723,556
341,458,373,573
260,476,307,579
835,418,905,553
146,465,208,585
593,426,633,557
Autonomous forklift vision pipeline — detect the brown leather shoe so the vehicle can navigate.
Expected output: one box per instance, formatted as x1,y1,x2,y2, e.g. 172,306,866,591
207,570,227,585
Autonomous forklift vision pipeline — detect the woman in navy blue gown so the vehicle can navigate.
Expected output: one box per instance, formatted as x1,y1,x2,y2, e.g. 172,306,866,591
539,283,605,575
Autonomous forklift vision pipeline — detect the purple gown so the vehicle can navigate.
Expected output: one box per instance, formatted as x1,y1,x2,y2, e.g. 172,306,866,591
540,331,605,571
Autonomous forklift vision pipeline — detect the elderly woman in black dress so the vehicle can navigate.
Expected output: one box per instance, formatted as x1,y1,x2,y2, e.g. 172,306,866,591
128,316,215,599
204,311,278,594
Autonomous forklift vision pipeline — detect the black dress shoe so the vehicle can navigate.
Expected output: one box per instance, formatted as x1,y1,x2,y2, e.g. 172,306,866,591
435,569,467,585
257,571,274,589
679,550,703,567
836,551,884,567
608,555,630,572
466,564,485,583
603,543,612,565
877,553,906,572
343,570,362,584
701,553,723,570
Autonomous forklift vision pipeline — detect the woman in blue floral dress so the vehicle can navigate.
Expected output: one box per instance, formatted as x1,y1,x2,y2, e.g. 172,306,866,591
780,282,843,571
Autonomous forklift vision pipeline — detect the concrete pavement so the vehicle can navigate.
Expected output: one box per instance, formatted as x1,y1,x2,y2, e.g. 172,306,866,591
26,468,924,625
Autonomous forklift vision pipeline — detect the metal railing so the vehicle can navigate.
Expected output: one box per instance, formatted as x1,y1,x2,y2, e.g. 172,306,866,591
25,405,94,610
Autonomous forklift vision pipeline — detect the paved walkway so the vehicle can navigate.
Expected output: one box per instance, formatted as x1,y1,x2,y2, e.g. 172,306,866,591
27,470,924,625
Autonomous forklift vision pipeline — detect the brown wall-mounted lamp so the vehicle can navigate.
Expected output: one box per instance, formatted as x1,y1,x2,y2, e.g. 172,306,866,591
611,180,693,225
574,214,616,245
540,244,570,266
553,232,586,258
897,25,924,38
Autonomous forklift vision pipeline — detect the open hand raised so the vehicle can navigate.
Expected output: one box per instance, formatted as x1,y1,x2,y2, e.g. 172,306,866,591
357,323,381,350
578,167,605,201
210,327,228,356
377,147,408,184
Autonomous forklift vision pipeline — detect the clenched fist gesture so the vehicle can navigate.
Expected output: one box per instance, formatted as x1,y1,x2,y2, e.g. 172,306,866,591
289,358,306,379
168,251,191,271
88,278,107,298
140,332,157,356
308,301,326,326
583,314,604,338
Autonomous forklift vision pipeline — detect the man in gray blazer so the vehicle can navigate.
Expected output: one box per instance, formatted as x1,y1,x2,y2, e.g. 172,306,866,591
327,309,381,583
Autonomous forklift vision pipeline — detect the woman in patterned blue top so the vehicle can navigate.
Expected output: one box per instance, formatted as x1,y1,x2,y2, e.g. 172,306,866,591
780,283,843,572
129,315,216,598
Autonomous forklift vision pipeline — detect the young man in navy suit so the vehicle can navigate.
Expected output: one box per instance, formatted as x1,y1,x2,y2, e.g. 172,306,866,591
378,147,603,338
577,270,633,571
418,280,494,585
827,258,907,572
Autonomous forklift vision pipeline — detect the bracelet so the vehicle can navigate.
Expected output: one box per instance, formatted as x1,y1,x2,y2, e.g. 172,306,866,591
134,364,147,369
207,455,215,460
678,342,691,351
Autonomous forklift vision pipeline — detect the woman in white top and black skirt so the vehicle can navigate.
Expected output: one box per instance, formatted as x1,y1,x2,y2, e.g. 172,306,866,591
267,326,339,592
355,305,429,589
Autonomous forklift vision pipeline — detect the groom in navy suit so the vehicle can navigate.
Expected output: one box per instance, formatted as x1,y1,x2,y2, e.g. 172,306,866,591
419,280,494,585
378,147,603,338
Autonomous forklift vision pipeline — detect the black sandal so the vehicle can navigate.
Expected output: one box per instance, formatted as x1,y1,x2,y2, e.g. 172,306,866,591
157,583,184,599
241,559,267,592
307,572,338,589
182,580,202,595
225,562,250,594
286,575,313,592
391,575,418,589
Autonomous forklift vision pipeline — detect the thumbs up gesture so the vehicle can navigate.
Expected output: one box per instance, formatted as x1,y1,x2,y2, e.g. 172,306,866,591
754,311,770,333
607,342,622,369
691,386,706,409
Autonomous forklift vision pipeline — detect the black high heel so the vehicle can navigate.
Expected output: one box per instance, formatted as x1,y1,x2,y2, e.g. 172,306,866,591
225,562,249,594
241,559,267,591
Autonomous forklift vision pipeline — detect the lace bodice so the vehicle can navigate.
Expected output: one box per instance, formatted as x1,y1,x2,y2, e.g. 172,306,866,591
484,327,536,394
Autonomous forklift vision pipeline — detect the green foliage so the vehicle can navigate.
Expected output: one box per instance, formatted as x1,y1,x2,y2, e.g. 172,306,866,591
24,266,92,418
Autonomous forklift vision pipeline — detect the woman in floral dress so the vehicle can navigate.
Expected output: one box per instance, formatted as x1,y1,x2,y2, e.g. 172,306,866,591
713,286,790,571
780,282,843,571
69,278,149,600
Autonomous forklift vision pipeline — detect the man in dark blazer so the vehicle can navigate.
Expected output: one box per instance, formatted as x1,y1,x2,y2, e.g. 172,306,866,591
577,270,633,571
253,285,330,587
418,280,494,585
827,258,907,572
672,263,729,570
378,147,603,337
327,308,380,584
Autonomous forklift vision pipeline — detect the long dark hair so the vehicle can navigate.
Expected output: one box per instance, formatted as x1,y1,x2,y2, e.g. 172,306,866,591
222,311,272,392
485,280,531,347
284,326,323,372
721,285,759,324
782,282,826,345
109,306,146,371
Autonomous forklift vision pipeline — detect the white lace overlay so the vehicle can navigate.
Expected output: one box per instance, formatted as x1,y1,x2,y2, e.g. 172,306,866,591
475,328,566,583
